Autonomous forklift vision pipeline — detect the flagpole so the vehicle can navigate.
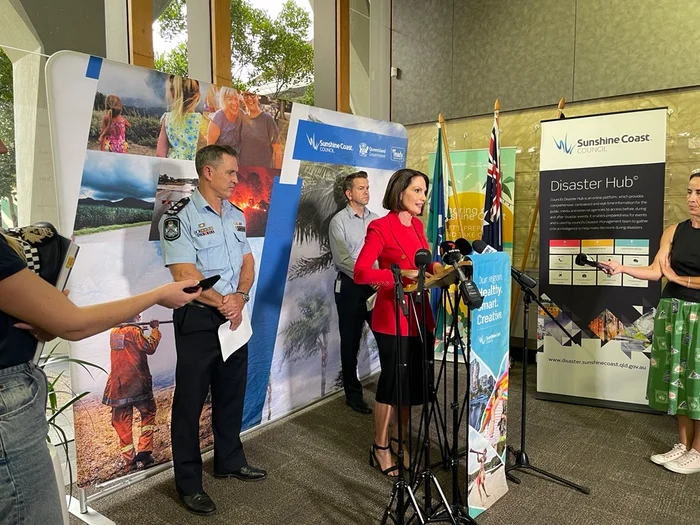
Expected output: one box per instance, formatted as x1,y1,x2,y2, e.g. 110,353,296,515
438,113,467,240
509,97,566,328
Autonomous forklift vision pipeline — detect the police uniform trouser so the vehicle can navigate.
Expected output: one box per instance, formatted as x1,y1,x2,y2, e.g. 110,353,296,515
334,273,374,403
171,303,248,496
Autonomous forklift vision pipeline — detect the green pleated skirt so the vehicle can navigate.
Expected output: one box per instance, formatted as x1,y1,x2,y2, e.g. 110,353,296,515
648,297,700,420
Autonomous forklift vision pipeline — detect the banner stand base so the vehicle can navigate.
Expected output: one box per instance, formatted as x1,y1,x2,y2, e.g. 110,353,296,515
68,495,115,524
535,391,659,414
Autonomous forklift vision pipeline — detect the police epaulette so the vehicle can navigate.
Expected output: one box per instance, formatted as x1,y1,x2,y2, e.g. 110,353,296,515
230,203,244,213
166,197,190,216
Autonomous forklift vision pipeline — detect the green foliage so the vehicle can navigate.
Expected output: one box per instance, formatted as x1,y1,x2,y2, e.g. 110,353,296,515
74,205,153,231
156,0,313,95
295,83,314,106
154,42,188,77
251,1,313,98
89,110,161,148
0,48,12,103
0,49,16,213
157,0,187,40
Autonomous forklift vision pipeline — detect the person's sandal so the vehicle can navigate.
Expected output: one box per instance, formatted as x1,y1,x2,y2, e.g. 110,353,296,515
369,443,398,477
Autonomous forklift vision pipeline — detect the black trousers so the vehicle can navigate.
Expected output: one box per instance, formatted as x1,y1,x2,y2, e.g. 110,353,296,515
171,303,248,496
334,273,374,403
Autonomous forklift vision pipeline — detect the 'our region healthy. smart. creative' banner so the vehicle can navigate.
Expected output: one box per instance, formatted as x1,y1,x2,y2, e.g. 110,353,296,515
465,252,511,517
537,108,666,408
45,51,408,488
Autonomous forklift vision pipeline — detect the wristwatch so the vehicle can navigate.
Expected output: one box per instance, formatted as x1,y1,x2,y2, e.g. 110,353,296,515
235,291,250,303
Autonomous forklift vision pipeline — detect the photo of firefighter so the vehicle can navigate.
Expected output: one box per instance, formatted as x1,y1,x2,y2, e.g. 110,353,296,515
101,313,162,471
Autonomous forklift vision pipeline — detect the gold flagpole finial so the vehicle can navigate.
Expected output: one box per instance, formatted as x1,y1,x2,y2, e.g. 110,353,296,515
558,97,566,111
494,99,501,113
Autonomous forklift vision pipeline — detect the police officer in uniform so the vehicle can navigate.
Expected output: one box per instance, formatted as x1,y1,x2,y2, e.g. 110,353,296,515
159,144,266,516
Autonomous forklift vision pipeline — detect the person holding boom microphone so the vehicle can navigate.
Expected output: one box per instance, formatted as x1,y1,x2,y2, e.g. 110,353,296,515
0,230,200,525
602,170,700,474
354,168,443,476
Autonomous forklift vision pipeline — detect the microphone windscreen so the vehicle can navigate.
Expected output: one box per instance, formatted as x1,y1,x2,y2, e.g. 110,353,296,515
439,241,460,265
414,248,432,267
471,239,488,254
454,238,473,256
575,253,588,266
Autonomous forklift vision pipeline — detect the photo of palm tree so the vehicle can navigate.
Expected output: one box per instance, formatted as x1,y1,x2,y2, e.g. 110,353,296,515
264,160,387,420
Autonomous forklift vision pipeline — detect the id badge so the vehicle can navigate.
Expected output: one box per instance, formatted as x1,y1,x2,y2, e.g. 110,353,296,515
335,277,342,294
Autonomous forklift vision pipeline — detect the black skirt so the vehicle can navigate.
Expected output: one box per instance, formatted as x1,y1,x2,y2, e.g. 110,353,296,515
373,331,433,406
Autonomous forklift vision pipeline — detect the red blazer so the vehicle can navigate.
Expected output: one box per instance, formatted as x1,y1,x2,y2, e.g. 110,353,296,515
354,211,437,336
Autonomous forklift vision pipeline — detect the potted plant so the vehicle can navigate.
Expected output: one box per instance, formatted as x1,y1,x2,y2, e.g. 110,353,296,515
39,341,106,524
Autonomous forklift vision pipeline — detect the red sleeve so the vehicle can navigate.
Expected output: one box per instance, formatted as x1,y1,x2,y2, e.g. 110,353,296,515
354,221,393,287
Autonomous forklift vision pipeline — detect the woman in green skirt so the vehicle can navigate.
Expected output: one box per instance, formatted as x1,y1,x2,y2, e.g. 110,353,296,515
604,171,700,474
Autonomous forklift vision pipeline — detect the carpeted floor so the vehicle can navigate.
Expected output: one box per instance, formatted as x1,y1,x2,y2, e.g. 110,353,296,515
69,360,700,525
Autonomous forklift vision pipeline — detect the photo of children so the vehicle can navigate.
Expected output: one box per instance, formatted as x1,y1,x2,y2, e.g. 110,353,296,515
156,75,206,160
99,95,130,153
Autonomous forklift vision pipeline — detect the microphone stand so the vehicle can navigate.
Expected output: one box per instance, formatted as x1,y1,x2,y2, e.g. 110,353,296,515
505,276,590,495
381,265,424,525
411,261,456,524
431,276,478,525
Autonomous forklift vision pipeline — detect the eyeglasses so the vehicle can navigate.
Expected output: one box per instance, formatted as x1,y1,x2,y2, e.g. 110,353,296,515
242,93,256,98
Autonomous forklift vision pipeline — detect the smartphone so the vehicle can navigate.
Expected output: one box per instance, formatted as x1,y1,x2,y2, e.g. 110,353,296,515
184,275,221,293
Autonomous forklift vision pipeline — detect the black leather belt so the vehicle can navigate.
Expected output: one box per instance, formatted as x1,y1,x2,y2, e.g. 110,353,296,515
188,300,214,310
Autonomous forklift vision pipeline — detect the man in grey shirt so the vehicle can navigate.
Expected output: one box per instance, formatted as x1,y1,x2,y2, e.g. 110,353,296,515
329,171,379,414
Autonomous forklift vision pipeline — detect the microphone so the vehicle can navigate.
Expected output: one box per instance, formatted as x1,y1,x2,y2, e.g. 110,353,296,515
414,248,432,268
575,253,608,272
414,249,431,304
440,241,483,309
472,239,537,289
454,238,474,258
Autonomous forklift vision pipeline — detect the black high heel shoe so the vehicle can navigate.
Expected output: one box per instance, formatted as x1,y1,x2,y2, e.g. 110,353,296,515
369,443,398,477
390,437,410,469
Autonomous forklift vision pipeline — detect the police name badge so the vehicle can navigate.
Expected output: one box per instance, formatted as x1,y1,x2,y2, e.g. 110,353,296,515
234,221,246,232
163,217,181,241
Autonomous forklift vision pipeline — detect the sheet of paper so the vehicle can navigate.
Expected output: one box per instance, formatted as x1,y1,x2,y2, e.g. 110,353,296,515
218,305,252,362
366,292,377,311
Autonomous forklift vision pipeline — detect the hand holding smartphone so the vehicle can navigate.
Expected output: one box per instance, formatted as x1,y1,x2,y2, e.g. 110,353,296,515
183,275,221,294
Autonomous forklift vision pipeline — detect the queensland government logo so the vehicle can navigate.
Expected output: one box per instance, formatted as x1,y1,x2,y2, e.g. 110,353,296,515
359,142,369,157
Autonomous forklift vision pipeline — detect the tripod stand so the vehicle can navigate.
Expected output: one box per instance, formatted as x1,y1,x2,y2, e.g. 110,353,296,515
381,265,424,525
409,255,457,524
429,284,478,525
505,283,590,495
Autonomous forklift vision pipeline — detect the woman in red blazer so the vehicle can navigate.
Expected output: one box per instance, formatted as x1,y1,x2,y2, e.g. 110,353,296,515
355,168,442,476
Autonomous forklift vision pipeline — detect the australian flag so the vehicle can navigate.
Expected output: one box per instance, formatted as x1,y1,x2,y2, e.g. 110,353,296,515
482,112,503,250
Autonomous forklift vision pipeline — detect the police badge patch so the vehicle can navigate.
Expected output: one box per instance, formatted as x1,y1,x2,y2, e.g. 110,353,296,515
163,217,181,241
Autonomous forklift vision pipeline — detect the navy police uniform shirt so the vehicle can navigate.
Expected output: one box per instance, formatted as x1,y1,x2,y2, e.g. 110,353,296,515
159,188,251,296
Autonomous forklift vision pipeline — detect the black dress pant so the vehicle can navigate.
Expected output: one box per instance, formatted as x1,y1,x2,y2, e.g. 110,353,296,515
171,303,248,496
334,273,374,403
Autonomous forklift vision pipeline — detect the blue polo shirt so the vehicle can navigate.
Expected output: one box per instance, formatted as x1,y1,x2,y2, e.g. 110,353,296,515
159,188,251,296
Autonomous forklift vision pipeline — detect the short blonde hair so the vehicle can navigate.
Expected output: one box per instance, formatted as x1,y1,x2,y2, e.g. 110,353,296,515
218,87,239,110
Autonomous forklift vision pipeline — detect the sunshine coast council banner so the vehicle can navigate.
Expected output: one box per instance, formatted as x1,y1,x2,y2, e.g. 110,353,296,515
537,108,666,408
45,51,408,488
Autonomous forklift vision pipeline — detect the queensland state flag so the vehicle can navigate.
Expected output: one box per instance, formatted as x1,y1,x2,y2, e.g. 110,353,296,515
482,112,503,250
427,125,446,318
